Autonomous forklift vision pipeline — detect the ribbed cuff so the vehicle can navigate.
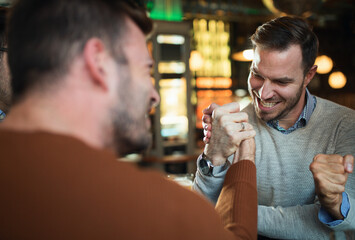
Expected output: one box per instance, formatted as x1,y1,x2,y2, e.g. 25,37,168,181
224,160,256,186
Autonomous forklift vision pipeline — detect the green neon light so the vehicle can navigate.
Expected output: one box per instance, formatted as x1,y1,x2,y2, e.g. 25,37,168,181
149,0,183,22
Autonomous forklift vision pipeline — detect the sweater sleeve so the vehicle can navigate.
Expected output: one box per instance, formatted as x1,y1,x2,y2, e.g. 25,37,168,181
329,112,355,231
216,160,258,240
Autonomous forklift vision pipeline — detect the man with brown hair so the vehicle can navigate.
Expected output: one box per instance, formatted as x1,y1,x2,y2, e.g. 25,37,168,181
197,16,355,239
0,0,257,239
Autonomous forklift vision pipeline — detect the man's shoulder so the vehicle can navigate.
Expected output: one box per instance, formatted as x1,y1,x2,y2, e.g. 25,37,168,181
315,97,355,117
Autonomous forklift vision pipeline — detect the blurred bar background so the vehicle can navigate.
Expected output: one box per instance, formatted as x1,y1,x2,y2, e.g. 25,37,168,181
1,0,354,174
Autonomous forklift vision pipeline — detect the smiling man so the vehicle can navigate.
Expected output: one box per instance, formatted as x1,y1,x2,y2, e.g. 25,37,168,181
195,16,355,239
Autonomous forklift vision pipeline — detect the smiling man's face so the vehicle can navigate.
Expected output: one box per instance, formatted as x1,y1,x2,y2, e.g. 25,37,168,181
247,44,309,127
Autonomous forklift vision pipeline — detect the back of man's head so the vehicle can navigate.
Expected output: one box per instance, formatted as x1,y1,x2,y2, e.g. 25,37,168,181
251,16,318,76
8,0,152,103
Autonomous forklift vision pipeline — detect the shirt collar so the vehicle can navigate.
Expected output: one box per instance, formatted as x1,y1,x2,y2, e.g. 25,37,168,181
0,109,6,122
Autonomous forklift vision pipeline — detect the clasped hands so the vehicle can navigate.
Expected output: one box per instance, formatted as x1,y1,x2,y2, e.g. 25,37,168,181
202,102,256,166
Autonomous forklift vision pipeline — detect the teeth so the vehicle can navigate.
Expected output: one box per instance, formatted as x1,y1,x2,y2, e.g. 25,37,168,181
253,90,278,108
260,100,277,108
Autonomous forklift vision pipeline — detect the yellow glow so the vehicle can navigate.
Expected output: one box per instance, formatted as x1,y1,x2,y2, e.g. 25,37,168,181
157,34,185,45
232,49,254,62
189,50,204,71
193,18,231,77
159,78,188,138
158,62,185,74
329,71,347,89
262,0,281,15
315,55,333,74
209,20,216,33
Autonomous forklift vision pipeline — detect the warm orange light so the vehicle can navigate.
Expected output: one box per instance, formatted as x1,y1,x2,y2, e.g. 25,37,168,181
315,55,333,74
232,49,254,62
196,77,232,89
197,90,232,97
329,71,346,89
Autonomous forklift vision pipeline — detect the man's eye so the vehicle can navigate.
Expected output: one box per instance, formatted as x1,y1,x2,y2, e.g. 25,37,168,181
276,81,288,85
253,72,263,80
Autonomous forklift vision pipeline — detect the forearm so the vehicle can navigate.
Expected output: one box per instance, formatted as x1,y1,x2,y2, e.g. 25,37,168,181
192,156,231,204
330,194,355,231
216,160,257,240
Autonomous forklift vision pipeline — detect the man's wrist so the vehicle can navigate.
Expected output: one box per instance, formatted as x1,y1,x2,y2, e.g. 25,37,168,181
198,153,230,177
203,147,227,166
319,192,350,226
324,195,344,220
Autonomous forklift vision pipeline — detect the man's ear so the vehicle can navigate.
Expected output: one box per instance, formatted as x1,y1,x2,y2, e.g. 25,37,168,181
83,38,109,91
304,65,317,87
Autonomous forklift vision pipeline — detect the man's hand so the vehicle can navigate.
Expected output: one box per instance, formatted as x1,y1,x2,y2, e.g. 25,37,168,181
233,137,256,164
202,103,217,144
309,154,354,220
203,102,256,166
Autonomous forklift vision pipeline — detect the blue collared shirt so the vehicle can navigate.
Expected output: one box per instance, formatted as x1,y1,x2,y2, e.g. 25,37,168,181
266,88,350,226
0,109,5,122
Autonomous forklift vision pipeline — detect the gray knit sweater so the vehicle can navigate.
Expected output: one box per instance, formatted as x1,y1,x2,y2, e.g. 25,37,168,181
193,97,355,239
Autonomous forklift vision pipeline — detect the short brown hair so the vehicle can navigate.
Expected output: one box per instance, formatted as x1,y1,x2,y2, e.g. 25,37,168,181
251,16,318,76
8,0,153,102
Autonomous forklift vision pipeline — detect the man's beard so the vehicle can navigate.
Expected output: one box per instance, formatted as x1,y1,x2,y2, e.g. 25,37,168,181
111,109,152,156
270,83,303,121
109,63,152,156
0,85,11,112
253,81,304,122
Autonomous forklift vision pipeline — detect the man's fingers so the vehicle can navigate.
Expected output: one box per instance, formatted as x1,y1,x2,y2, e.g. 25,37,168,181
238,122,253,132
317,171,348,186
314,154,343,164
235,129,256,142
203,122,212,131
214,112,249,125
202,114,212,125
203,103,220,115
312,154,354,174
310,161,346,174
315,178,345,196
203,129,211,139
344,155,354,173
212,102,240,118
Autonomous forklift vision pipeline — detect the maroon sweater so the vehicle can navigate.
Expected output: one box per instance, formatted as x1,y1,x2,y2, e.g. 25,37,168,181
0,130,257,240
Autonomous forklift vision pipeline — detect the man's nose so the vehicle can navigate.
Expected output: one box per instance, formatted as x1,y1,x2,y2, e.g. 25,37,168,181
258,79,274,100
151,87,160,108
